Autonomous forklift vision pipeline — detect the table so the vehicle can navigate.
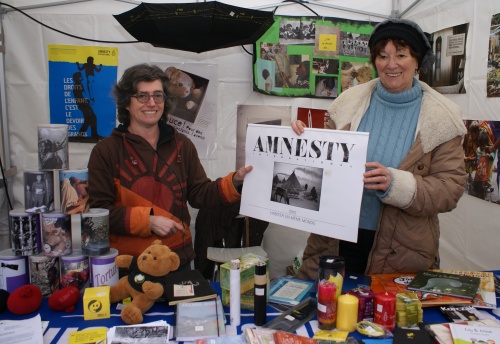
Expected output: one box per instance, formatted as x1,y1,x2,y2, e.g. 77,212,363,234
1,277,499,343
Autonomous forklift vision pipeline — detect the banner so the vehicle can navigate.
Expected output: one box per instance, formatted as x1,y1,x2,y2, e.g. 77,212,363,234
240,124,368,242
48,45,118,143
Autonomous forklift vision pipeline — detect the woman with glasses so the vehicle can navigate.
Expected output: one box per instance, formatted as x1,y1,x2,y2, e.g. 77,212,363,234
87,63,252,271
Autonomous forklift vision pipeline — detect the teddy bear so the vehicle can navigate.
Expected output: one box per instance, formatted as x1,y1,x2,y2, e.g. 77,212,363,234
109,239,180,324
165,66,203,112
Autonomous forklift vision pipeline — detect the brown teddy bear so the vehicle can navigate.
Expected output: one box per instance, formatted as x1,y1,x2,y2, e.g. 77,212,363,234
165,66,203,112
109,240,180,324
42,225,69,257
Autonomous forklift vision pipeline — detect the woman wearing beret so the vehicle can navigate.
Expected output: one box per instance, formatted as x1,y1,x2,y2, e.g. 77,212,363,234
292,19,467,278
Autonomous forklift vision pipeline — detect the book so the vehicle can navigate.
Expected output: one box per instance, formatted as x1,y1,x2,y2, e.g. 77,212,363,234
440,305,486,322
175,297,226,342
449,323,500,344
424,319,500,344
269,276,314,307
164,269,217,306
407,271,481,300
369,273,474,307
433,269,497,309
393,327,433,344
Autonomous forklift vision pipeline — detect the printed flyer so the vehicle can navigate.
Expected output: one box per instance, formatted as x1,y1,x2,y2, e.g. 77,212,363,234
240,124,368,242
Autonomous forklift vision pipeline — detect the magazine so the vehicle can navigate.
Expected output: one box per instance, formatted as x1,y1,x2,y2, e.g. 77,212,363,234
433,269,497,309
175,297,226,342
407,271,481,300
240,124,369,242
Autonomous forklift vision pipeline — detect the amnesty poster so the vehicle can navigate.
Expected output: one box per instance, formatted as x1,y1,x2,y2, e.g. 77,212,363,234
240,124,368,242
48,45,118,142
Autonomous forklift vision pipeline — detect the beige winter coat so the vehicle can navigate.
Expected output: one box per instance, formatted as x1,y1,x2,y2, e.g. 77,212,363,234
298,78,467,279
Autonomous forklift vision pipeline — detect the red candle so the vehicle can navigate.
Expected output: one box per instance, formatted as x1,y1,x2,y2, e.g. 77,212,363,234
317,280,337,329
374,292,396,332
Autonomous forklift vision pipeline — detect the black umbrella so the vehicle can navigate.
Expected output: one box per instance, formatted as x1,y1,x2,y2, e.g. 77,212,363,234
114,2,275,53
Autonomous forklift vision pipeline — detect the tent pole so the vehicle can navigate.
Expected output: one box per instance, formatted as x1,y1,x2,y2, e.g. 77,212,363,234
399,0,423,18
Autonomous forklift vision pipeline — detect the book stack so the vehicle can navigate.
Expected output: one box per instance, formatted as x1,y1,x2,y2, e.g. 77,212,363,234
268,276,314,310
370,269,496,308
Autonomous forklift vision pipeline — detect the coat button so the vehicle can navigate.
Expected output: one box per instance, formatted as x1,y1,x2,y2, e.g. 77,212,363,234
417,162,424,170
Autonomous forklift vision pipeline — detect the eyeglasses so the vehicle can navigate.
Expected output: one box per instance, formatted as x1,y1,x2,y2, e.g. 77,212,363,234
131,92,166,104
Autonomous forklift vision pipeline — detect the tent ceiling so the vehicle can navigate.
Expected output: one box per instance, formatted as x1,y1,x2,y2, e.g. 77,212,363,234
0,0,447,20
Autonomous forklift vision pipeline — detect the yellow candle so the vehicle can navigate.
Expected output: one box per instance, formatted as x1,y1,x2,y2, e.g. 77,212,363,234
336,294,359,332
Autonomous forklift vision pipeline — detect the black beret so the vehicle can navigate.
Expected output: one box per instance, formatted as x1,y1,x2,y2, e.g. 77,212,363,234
369,19,435,71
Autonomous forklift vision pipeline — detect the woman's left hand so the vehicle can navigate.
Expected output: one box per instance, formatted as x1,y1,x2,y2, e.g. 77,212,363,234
363,162,392,192
232,165,253,188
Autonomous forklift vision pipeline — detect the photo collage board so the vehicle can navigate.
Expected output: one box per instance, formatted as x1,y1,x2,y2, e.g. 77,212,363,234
253,15,377,98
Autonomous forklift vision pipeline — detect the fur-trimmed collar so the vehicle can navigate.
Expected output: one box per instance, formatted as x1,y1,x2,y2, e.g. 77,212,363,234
328,78,466,154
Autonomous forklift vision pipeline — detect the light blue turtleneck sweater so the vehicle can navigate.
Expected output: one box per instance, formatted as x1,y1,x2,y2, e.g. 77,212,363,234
358,78,422,231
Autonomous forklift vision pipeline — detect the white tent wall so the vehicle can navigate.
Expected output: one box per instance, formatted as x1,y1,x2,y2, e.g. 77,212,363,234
1,0,499,278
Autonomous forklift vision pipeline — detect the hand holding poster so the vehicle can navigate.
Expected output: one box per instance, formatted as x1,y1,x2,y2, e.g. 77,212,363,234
240,124,369,243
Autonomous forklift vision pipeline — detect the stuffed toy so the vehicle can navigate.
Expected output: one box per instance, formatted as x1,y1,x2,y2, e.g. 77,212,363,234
110,239,180,324
7,284,42,315
165,66,203,112
48,286,80,312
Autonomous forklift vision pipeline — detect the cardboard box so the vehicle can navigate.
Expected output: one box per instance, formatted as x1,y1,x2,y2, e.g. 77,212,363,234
83,285,110,320
220,253,269,310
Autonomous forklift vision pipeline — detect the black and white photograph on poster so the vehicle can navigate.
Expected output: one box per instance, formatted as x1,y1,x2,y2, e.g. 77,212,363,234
24,170,55,213
240,124,369,242
340,31,371,58
270,162,323,211
38,124,69,170
157,62,217,159
279,20,315,45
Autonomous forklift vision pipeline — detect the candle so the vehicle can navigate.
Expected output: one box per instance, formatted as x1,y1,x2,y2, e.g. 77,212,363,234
336,294,359,332
317,280,337,329
374,292,396,332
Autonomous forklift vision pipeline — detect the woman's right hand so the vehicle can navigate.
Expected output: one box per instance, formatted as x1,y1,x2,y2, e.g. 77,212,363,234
150,216,184,237
291,120,307,135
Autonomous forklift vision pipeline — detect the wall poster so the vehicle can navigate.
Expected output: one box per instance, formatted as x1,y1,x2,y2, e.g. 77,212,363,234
253,15,376,99
48,45,118,143
240,124,368,242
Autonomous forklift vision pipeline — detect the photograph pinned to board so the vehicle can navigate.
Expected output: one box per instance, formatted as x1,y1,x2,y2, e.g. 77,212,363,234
419,23,469,94
488,12,500,97
240,124,368,242
38,124,69,170
236,104,291,170
340,61,374,93
462,120,499,205
157,62,217,159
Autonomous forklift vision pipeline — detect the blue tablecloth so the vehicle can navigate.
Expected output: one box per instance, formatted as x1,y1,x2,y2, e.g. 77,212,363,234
1,275,499,343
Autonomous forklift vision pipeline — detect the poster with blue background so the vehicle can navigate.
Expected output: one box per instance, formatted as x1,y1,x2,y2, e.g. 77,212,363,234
48,45,118,142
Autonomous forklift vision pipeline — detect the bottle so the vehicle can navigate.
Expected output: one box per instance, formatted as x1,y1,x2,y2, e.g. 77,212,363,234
254,260,267,326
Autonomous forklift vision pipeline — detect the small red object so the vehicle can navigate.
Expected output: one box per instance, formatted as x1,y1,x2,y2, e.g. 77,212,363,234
374,291,396,332
7,284,42,315
48,286,80,312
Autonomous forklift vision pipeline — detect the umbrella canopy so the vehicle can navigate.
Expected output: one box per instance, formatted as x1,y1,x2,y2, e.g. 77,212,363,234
114,1,275,53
